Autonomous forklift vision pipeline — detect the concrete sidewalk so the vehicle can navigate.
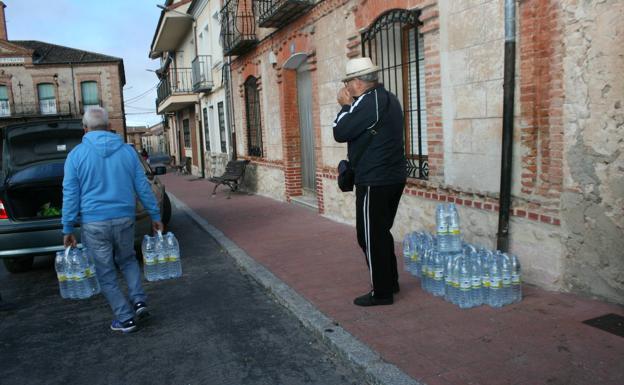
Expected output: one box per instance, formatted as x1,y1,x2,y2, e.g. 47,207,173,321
161,173,623,385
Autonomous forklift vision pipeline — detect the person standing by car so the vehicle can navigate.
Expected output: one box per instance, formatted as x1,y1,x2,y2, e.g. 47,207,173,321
62,106,163,333
333,57,407,307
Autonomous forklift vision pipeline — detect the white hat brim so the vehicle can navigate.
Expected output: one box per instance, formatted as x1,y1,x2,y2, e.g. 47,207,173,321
342,66,380,82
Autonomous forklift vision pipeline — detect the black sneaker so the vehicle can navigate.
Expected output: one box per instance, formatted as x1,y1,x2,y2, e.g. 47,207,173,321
353,292,393,307
110,319,137,333
133,302,150,320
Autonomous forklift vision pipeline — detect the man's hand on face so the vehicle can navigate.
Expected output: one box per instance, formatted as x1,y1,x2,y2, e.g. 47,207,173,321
337,87,352,106
63,234,77,248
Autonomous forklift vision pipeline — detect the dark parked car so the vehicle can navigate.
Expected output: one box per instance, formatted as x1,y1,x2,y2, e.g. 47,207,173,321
0,120,171,273
147,153,172,167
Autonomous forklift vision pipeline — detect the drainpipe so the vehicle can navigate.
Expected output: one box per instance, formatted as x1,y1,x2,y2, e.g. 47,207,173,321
496,0,517,252
193,22,206,179
225,56,237,160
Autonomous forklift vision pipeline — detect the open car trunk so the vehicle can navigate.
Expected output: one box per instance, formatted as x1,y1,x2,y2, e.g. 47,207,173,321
2,120,83,221
5,163,64,220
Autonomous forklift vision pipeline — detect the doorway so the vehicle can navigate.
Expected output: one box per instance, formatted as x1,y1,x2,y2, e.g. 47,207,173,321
296,68,316,196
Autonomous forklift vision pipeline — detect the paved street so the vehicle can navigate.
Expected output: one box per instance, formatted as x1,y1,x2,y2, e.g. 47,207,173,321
0,205,368,385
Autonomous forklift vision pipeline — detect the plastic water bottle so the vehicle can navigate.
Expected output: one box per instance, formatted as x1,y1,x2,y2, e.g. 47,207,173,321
403,232,416,276
55,250,69,299
402,235,412,274
409,232,421,278
67,248,87,299
420,248,431,293
165,232,182,278
447,204,462,252
82,248,100,296
480,249,492,305
142,235,158,281
510,254,522,303
500,252,512,305
436,204,450,252
444,253,455,303
470,253,483,307
488,254,503,308
430,251,445,297
155,231,167,280
457,255,472,308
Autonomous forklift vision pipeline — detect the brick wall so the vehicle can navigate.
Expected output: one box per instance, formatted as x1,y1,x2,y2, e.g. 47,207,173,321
519,0,564,202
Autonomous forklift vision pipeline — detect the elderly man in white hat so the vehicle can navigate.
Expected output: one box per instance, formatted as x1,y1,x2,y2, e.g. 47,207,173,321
333,57,407,306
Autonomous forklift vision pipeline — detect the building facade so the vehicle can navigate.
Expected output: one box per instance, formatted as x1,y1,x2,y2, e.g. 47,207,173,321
0,2,126,136
126,125,149,151
150,0,233,178
141,121,169,155
222,0,624,303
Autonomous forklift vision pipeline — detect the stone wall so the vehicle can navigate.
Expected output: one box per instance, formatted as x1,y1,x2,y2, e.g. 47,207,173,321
560,0,624,303
241,162,285,201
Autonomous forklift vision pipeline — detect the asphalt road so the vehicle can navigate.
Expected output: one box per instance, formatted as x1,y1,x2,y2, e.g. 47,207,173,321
0,205,369,385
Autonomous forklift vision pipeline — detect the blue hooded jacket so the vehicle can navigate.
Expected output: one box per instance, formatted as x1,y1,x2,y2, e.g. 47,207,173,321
61,130,161,234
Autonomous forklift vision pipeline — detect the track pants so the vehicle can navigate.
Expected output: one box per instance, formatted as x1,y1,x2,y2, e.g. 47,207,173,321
355,183,405,297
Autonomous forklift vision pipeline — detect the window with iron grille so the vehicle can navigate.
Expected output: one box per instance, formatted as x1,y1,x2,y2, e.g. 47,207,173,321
218,101,227,153
183,118,191,148
244,76,263,157
203,107,211,151
361,9,428,180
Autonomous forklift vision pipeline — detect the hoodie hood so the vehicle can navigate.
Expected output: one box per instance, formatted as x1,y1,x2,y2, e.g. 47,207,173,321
82,130,125,158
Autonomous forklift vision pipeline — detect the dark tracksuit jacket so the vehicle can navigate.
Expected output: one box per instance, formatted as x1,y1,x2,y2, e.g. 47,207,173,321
333,84,407,297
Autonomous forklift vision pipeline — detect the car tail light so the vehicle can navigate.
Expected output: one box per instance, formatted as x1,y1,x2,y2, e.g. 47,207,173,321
0,199,7,219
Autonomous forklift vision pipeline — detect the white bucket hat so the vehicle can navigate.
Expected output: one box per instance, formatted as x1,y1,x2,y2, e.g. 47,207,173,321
342,57,379,82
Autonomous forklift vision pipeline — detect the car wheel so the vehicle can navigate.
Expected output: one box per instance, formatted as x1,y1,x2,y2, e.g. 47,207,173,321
3,257,34,273
162,193,172,225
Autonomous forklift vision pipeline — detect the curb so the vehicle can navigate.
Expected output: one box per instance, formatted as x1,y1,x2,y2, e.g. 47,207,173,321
169,193,422,385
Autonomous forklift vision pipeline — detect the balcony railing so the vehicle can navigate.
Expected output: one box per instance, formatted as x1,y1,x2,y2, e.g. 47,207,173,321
191,55,213,93
257,0,315,28
0,101,73,119
156,68,193,107
220,0,258,56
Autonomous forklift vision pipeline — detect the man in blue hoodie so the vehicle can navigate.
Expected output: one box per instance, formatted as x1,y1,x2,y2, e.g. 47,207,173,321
62,107,163,333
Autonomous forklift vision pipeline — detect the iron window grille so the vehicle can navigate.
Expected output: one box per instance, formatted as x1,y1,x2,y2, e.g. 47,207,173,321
361,9,428,180
203,107,211,151
218,101,227,153
244,76,263,157
183,118,191,148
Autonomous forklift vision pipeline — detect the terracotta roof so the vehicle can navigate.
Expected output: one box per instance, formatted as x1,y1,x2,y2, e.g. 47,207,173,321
9,40,122,64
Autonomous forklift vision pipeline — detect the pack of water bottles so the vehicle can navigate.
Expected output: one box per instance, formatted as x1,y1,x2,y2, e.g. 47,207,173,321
141,230,182,281
54,247,101,300
403,203,522,309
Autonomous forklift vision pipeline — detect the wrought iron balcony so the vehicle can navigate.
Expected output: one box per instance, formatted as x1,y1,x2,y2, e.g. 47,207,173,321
156,68,193,106
0,101,73,119
257,0,315,28
220,0,258,56
191,55,213,93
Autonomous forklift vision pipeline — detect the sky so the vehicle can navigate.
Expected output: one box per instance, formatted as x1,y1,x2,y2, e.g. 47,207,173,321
4,0,165,127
